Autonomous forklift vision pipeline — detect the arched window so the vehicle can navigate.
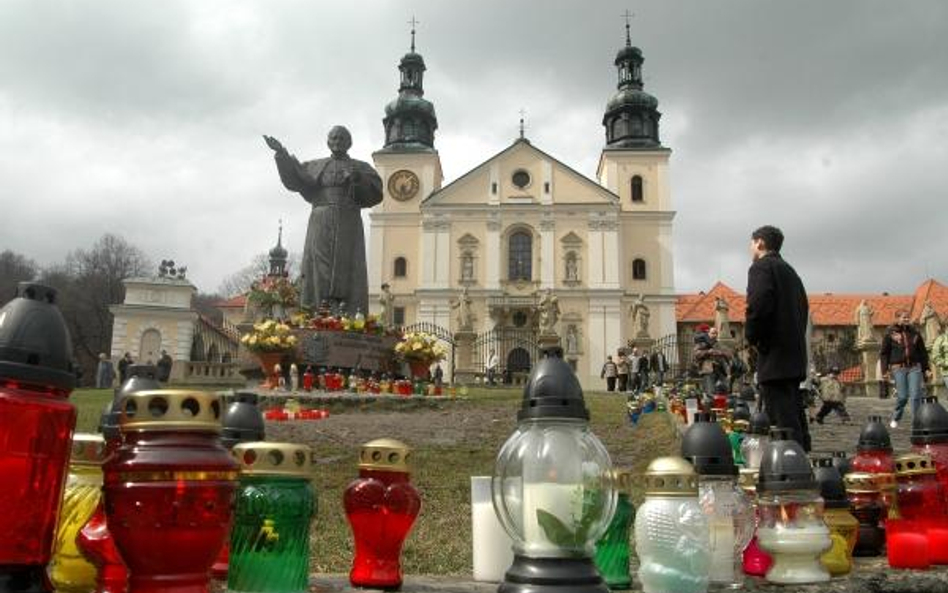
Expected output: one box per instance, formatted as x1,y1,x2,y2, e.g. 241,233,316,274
508,231,532,281
394,257,407,278
631,175,644,202
632,258,647,280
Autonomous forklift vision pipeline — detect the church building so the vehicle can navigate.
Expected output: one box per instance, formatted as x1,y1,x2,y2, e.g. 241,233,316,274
368,25,677,387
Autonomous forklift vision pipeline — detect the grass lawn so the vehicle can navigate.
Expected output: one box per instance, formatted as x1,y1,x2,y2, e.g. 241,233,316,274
69,386,680,576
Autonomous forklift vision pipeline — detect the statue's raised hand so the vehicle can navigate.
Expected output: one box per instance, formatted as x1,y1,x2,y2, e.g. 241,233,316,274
263,135,288,155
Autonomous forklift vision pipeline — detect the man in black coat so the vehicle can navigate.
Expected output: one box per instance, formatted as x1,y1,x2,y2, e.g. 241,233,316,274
744,225,811,450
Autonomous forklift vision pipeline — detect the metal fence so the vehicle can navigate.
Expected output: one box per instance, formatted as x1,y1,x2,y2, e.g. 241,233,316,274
471,328,541,384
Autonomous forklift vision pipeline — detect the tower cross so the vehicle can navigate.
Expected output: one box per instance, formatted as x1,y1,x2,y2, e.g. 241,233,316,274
408,16,420,52
519,108,526,139
621,10,634,46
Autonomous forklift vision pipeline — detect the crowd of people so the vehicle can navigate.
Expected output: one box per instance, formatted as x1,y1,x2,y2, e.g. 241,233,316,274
95,350,173,388
600,348,668,394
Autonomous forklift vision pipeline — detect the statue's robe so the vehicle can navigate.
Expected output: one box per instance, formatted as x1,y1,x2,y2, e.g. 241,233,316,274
274,152,382,316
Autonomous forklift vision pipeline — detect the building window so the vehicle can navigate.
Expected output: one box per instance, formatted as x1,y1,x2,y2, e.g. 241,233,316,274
512,169,531,189
394,257,407,278
631,175,644,202
491,182,498,194
544,181,550,194
632,258,647,280
393,307,405,326
508,231,532,281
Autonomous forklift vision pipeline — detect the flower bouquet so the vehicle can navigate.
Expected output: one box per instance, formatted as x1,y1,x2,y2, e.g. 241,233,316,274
247,275,299,316
394,331,447,378
241,319,298,377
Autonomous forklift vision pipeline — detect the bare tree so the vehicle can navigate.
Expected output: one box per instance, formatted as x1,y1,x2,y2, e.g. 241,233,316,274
217,252,300,297
0,249,38,305
39,234,150,384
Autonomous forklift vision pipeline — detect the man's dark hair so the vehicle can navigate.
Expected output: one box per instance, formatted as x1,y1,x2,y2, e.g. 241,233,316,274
751,225,784,253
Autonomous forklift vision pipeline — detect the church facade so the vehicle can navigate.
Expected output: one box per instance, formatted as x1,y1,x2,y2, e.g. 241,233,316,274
368,28,676,387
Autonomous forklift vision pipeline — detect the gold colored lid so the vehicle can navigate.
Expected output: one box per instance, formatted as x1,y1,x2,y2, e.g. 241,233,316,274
732,419,750,432
359,438,412,473
611,468,634,494
70,433,107,466
233,442,315,477
643,456,698,497
739,468,759,494
874,472,897,492
895,453,937,477
118,390,222,432
844,472,881,493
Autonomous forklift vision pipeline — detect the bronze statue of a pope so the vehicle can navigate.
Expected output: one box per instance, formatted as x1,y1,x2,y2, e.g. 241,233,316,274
264,126,382,316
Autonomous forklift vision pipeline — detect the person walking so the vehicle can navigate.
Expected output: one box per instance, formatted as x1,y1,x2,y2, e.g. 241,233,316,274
486,350,499,386
157,350,173,383
95,353,115,389
650,349,668,387
744,225,811,451
638,349,652,390
117,352,133,385
815,367,850,424
881,310,931,428
931,323,948,393
616,352,630,393
601,355,618,392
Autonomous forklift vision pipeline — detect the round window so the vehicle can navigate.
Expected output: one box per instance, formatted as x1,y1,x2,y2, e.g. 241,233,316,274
511,169,531,190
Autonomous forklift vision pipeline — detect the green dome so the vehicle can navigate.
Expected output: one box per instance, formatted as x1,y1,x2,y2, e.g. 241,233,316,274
400,51,426,69
385,94,436,118
269,242,287,260
606,87,658,112
615,45,642,65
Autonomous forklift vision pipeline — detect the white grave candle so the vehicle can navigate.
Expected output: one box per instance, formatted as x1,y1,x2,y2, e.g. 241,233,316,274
471,476,514,582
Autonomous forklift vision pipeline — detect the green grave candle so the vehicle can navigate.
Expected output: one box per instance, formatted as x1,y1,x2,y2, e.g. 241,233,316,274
227,442,316,593
594,470,635,590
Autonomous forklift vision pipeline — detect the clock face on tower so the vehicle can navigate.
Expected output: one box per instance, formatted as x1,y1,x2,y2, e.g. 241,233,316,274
388,169,420,201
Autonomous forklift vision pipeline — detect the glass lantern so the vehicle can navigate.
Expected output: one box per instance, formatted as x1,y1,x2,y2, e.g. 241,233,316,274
49,434,107,593
812,458,858,576
594,470,635,590
911,397,948,506
492,348,615,593
895,452,946,521
755,430,831,584
0,283,78,593
681,413,754,589
634,456,710,593
103,389,238,593
844,472,886,557
740,411,771,471
228,442,316,593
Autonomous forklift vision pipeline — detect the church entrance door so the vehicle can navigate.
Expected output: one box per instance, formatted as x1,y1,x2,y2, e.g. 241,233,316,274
139,329,162,365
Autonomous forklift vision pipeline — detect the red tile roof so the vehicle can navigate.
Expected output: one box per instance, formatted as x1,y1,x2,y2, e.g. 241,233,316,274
213,294,247,309
677,279,948,327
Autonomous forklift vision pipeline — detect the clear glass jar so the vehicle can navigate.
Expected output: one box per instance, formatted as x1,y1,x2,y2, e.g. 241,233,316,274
697,476,755,589
756,492,831,584
635,495,710,593
740,434,770,471
493,418,615,557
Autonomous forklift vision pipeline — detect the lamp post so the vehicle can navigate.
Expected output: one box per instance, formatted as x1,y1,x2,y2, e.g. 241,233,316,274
0,283,78,593
492,348,616,593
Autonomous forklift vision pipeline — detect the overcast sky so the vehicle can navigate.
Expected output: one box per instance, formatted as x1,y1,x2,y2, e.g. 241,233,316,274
1,0,946,296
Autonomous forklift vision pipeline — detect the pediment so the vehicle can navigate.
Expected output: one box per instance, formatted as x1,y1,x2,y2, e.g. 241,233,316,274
424,139,619,208
560,231,583,245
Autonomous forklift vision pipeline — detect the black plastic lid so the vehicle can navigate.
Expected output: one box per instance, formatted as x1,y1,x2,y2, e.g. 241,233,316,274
732,404,751,423
813,459,849,509
831,451,853,477
757,431,817,493
221,390,266,449
681,412,737,476
727,395,738,410
739,386,757,402
104,365,162,441
518,347,589,421
749,411,771,435
911,397,948,445
857,415,893,452
0,283,75,391
714,380,728,394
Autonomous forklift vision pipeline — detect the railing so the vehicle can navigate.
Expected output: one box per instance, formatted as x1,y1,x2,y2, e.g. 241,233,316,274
182,362,244,385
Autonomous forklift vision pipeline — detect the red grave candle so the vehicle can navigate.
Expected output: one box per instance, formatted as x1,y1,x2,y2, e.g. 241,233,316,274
103,390,238,593
886,519,931,569
343,439,421,589
0,284,78,593
895,453,946,521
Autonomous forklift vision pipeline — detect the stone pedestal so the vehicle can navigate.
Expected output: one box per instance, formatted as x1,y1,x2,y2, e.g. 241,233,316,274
858,341,880,398
453,330,478,385
629,336,654,351
538,332,562,351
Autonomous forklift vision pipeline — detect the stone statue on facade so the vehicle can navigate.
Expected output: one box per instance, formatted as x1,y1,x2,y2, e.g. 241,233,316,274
538,289,561,335
378,283,395,329
714,296,730,337
452,286,474,331
264,126,383,316
921,301,942,346
461,253,475,282
565,324,580,355
565,254,579,282
855,299,876,344
631,293,650,338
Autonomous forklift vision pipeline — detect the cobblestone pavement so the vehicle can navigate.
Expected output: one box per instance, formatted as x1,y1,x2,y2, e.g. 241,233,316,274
807,394,912,456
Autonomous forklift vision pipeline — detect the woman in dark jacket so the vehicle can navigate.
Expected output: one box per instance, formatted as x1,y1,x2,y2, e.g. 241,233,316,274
880,310,931,428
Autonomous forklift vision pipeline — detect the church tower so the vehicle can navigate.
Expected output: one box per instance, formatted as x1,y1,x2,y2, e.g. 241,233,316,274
370,22,444,325
597,19,677,340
